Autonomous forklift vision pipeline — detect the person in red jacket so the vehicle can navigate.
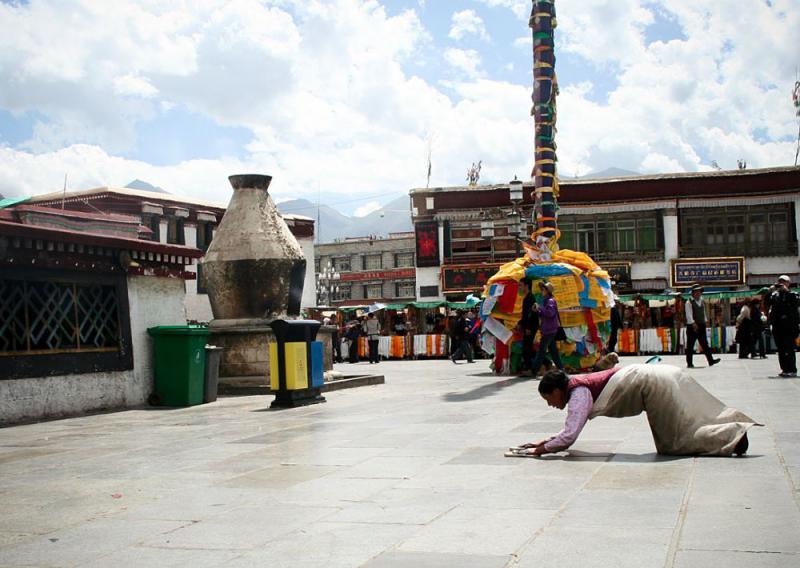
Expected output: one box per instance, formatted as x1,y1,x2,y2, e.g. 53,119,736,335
508,364,758,457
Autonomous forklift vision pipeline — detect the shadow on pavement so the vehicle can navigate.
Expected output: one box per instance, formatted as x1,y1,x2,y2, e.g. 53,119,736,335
535,451,694,463
443,375,533,402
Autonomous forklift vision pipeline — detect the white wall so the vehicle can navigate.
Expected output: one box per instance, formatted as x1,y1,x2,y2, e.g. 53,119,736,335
183,224,213,322
746,256,799,280
631,261,669,281
126,275,187,405
416,266,444,300
298,235,316,309
663,213,679,261
0,275,186,425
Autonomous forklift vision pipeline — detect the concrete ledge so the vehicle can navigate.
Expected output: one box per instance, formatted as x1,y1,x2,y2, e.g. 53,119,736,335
218,374,384,397
322,374,385,392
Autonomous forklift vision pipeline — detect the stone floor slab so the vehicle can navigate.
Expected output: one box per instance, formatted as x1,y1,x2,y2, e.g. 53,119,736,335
516,527,673,568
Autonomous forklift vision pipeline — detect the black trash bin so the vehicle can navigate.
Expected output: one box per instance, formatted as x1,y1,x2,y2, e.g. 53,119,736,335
204,345,224,403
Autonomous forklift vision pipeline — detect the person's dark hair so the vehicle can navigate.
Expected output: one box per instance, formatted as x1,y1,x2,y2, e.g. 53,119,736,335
538,369,569,395
368,312,375,318
521,278,532,289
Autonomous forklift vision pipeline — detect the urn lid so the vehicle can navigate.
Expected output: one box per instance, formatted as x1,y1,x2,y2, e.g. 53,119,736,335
228,174,272,191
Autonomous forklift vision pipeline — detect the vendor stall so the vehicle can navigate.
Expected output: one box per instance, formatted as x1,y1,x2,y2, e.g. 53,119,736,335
612,289,784,355
408,301,450,358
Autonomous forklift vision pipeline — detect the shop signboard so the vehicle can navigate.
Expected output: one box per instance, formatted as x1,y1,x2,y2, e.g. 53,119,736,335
415,221,440,267
340,268,415,282
670,257,745,287
442,263,501,293
603,261,632,290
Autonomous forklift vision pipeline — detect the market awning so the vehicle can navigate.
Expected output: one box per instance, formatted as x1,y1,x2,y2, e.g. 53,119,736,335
617,288,798,304
0,196,31,209
411,301,446,309
338,305,367,313
385,303,410,310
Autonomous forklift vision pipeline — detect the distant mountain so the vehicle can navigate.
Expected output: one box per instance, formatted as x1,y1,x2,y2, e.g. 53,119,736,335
580,167,641,179
125,179,170,194
352,195,413,237
277,195,413,243
0,192,5,200
277,198,355,243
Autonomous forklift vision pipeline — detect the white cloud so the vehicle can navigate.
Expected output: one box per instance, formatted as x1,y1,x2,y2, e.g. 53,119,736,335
113,74,159,98
513,35,531,49
353,201,382,217
444,48,482,79
473,0,529,20
556,0,654,68
448,9,489,41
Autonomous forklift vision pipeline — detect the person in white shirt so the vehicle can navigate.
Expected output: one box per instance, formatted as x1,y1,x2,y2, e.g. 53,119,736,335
365,312,381,364
684,283,720,368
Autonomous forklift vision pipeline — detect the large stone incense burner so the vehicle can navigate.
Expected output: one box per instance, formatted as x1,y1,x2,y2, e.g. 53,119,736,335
204,174,307,378
204,174,305,321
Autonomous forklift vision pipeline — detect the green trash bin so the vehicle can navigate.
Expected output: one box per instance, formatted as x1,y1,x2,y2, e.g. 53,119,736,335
147,325,210,407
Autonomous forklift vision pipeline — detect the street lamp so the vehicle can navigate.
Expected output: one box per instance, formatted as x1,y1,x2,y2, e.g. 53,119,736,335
509,175,524,203
316,261,340,306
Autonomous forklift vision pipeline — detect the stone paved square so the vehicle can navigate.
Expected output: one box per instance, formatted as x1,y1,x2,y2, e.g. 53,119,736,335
1,355,799,567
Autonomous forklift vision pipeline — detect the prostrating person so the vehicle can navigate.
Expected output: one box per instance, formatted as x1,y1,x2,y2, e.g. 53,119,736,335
507,364,758,457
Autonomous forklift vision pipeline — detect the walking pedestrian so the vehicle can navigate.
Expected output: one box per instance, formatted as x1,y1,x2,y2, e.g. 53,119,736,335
684,284,721,368
450,310,474,363
345,320,362,363
528,281,564,376
735,302,753,359
518,279,540,374
749,299,767,359
607,300,622,354
365,312,381,364
767,275,799,377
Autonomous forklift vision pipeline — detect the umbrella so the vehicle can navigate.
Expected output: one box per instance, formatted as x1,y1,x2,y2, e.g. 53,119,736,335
367,303,386,314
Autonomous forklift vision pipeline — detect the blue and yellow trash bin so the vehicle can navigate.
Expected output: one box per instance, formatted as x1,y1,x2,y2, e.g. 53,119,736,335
269,320,326,408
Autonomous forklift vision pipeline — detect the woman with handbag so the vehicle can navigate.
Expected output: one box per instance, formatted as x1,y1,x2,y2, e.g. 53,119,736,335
528,281,564,377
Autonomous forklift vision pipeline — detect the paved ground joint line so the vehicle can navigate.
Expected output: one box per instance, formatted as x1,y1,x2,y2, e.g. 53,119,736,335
663,457,697,568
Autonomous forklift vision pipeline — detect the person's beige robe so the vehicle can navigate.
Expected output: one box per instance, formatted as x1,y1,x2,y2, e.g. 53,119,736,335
589,364,759,456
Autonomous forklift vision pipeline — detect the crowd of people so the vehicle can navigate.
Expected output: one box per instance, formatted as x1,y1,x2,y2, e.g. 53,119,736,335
325,275,798,379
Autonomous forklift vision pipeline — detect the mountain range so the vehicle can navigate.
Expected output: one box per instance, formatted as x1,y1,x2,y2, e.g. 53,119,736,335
276,195,412,243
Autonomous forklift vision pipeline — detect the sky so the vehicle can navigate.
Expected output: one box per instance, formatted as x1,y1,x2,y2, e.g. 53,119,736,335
0,0,798,216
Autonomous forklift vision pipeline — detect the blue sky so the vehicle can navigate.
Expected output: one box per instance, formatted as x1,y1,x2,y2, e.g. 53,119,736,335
0,0,797,215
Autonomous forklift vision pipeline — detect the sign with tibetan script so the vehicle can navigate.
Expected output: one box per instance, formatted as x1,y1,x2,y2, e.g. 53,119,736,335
670,257,745,287
442,264,501,293
340,269,415,282
415,221,440,268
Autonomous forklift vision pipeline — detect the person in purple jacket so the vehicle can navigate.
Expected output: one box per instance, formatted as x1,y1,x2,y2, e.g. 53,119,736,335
528,281,564,377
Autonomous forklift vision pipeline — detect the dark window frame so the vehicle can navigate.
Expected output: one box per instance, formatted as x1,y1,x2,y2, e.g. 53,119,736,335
679,203,797,257
0,267,133,380
167,217,185,245
559,211,664,261
196,222,213,252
